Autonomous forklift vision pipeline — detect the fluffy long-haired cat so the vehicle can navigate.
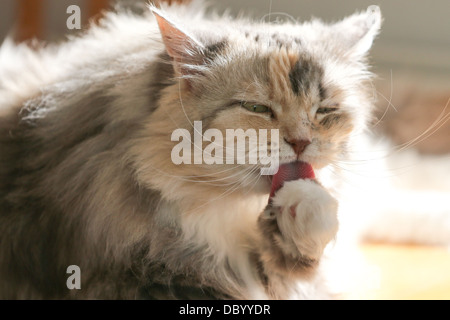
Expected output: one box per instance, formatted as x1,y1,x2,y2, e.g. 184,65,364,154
3,1,439,299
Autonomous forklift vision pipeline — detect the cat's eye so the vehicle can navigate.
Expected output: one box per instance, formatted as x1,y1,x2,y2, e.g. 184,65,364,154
317,105,339,114
241,102,271,113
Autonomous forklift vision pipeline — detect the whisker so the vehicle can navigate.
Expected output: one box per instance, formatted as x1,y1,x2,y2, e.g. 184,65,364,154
372,70,397,127
185,165,262,212
394,97,450,153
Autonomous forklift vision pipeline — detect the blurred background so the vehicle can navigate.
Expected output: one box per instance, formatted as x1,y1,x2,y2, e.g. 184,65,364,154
0,0,449,299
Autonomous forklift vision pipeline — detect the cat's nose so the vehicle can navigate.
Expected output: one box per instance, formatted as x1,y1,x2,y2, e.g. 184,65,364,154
284,138,311,155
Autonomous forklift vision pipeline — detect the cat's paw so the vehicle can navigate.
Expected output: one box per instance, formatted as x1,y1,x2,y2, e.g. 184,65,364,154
264,179,338,261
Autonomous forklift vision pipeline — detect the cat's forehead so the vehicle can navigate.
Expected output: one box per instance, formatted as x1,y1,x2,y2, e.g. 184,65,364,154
267,48,324,111
219,27,325,103
195,21,349,109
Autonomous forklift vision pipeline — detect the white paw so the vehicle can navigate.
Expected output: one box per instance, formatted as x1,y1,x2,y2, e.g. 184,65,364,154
270,179,339,260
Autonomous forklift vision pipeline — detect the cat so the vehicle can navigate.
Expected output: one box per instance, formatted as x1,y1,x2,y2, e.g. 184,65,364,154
0,1,408,299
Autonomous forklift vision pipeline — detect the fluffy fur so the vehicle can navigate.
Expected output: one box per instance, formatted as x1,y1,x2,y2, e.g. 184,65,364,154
1,2,448,300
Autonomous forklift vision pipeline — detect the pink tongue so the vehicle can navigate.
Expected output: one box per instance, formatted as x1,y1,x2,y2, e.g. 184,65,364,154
269,161,315,198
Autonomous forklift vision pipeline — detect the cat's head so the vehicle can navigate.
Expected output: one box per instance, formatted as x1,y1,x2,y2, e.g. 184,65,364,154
137,5,381,198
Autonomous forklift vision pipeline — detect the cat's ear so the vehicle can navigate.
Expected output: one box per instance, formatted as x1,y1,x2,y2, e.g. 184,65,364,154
334,5,382,59
151,7,206,76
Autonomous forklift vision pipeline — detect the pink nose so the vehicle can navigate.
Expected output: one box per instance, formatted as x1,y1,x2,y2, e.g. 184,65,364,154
284,138,311,155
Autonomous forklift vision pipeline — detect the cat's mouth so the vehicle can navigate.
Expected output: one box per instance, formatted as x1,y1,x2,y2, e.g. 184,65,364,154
268,161,315,198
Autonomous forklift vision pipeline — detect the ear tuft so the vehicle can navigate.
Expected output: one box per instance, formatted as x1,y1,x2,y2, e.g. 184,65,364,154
367,5,381,28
